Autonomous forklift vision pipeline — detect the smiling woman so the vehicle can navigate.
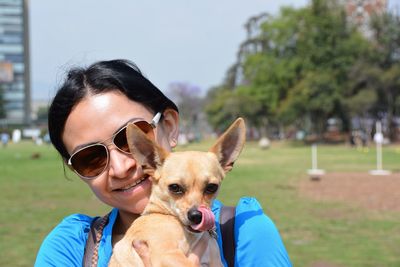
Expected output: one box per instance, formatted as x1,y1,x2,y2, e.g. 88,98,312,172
34,59,292,267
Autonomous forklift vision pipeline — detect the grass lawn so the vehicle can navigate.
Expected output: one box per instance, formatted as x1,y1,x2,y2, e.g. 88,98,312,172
0,140,399,266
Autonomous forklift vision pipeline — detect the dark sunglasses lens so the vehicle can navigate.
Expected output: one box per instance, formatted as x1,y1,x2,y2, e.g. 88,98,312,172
114,127,130,153
134,121,154,138
70,145,108,178
114,121,154,153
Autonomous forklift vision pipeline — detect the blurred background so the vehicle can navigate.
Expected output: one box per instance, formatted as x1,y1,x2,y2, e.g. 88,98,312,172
1,0,400,144
1,0,400,266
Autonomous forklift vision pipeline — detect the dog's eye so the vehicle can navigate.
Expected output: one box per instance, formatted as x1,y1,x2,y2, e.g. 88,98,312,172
168,184,184,195
205,183,219,194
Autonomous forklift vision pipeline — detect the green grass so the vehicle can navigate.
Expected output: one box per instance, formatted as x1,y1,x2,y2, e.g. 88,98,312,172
1,141,399,266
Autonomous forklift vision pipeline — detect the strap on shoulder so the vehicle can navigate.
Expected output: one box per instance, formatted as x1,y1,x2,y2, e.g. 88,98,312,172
83,216,101,267
220,205,236,267
83,213,110,267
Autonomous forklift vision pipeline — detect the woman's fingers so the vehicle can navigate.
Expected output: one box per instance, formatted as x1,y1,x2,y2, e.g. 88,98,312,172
132,240,152,267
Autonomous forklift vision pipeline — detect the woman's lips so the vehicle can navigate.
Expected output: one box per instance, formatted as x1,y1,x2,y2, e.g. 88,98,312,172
114,175,150,192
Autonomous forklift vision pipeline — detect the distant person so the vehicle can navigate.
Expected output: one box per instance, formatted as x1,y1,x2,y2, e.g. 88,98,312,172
35,59,292,266
1,132,9,147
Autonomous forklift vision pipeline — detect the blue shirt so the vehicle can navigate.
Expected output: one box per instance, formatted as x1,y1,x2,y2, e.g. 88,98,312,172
35,197,292,267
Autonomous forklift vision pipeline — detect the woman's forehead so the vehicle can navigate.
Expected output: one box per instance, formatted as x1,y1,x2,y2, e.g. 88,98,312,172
72,92,152,122
62,92,153,152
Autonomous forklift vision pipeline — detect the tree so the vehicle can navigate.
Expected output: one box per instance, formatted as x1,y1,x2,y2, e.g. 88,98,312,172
206,7,307,135
343,11,400,141
205,85,263,133
367,12,400,140
209,0,370,137
167,82,205,138
206,0,399,141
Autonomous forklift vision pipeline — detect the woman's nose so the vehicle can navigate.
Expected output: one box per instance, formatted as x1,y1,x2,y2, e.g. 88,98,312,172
108,148,136,178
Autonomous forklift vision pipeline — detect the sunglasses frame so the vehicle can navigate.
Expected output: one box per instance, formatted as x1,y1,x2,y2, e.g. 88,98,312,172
67,112,162,180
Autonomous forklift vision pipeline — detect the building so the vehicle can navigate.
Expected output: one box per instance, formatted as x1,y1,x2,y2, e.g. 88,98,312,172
342,0,388,37
0,0,31,125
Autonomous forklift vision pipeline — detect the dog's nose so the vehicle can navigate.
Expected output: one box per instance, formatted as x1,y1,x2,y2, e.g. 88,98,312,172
187,208,202,224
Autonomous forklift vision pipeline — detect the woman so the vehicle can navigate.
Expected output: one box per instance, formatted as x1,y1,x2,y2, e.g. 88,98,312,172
35,59,292,266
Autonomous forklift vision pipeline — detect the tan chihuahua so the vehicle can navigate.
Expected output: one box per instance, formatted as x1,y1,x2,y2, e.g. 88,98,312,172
109,118,246,267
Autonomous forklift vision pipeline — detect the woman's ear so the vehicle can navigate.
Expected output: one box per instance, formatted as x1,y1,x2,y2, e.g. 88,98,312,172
160,109,179,148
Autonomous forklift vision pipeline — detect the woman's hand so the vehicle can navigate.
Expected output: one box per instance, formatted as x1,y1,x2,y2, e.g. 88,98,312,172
133,240,152,267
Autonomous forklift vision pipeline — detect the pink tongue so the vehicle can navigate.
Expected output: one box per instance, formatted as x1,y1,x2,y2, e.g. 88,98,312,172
190,205,215,231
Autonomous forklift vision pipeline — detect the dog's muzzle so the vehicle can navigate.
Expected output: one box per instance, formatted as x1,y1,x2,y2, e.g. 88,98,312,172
188,205,215,232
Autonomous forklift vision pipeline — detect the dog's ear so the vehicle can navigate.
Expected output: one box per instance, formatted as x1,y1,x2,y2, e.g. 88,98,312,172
126,123,168,173
209,118,246,173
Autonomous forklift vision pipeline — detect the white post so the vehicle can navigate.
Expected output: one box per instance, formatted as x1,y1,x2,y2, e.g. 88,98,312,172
312,143,317,170
369,121,391,175
376,141,382,170
376,122,382,171
308,143,325,176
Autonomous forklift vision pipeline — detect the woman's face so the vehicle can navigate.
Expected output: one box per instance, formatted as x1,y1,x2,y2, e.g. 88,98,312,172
62,91,178,214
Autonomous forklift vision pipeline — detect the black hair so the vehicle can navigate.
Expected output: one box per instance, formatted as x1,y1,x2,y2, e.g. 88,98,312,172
48,59,178,160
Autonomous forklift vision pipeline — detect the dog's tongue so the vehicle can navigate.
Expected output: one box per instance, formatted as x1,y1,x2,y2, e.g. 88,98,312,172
191,205,215,232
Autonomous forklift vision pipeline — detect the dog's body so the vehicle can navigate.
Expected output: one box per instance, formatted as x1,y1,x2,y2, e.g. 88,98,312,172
109,118,246,267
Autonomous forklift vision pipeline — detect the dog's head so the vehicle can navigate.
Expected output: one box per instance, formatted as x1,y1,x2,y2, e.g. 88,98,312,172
126,118,246,230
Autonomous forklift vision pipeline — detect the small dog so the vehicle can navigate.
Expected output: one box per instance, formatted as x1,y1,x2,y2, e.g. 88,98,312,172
109,118,246,267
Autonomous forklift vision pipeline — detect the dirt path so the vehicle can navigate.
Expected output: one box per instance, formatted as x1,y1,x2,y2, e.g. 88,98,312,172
299,172,400,212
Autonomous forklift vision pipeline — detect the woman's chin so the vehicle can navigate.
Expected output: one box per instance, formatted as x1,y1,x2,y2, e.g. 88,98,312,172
116,178,152,213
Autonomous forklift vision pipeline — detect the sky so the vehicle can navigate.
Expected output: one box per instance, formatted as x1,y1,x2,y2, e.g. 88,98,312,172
29,0,308,101
29,0,400,101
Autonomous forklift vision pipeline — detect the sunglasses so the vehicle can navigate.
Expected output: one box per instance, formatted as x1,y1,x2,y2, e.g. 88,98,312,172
67,112,162,179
